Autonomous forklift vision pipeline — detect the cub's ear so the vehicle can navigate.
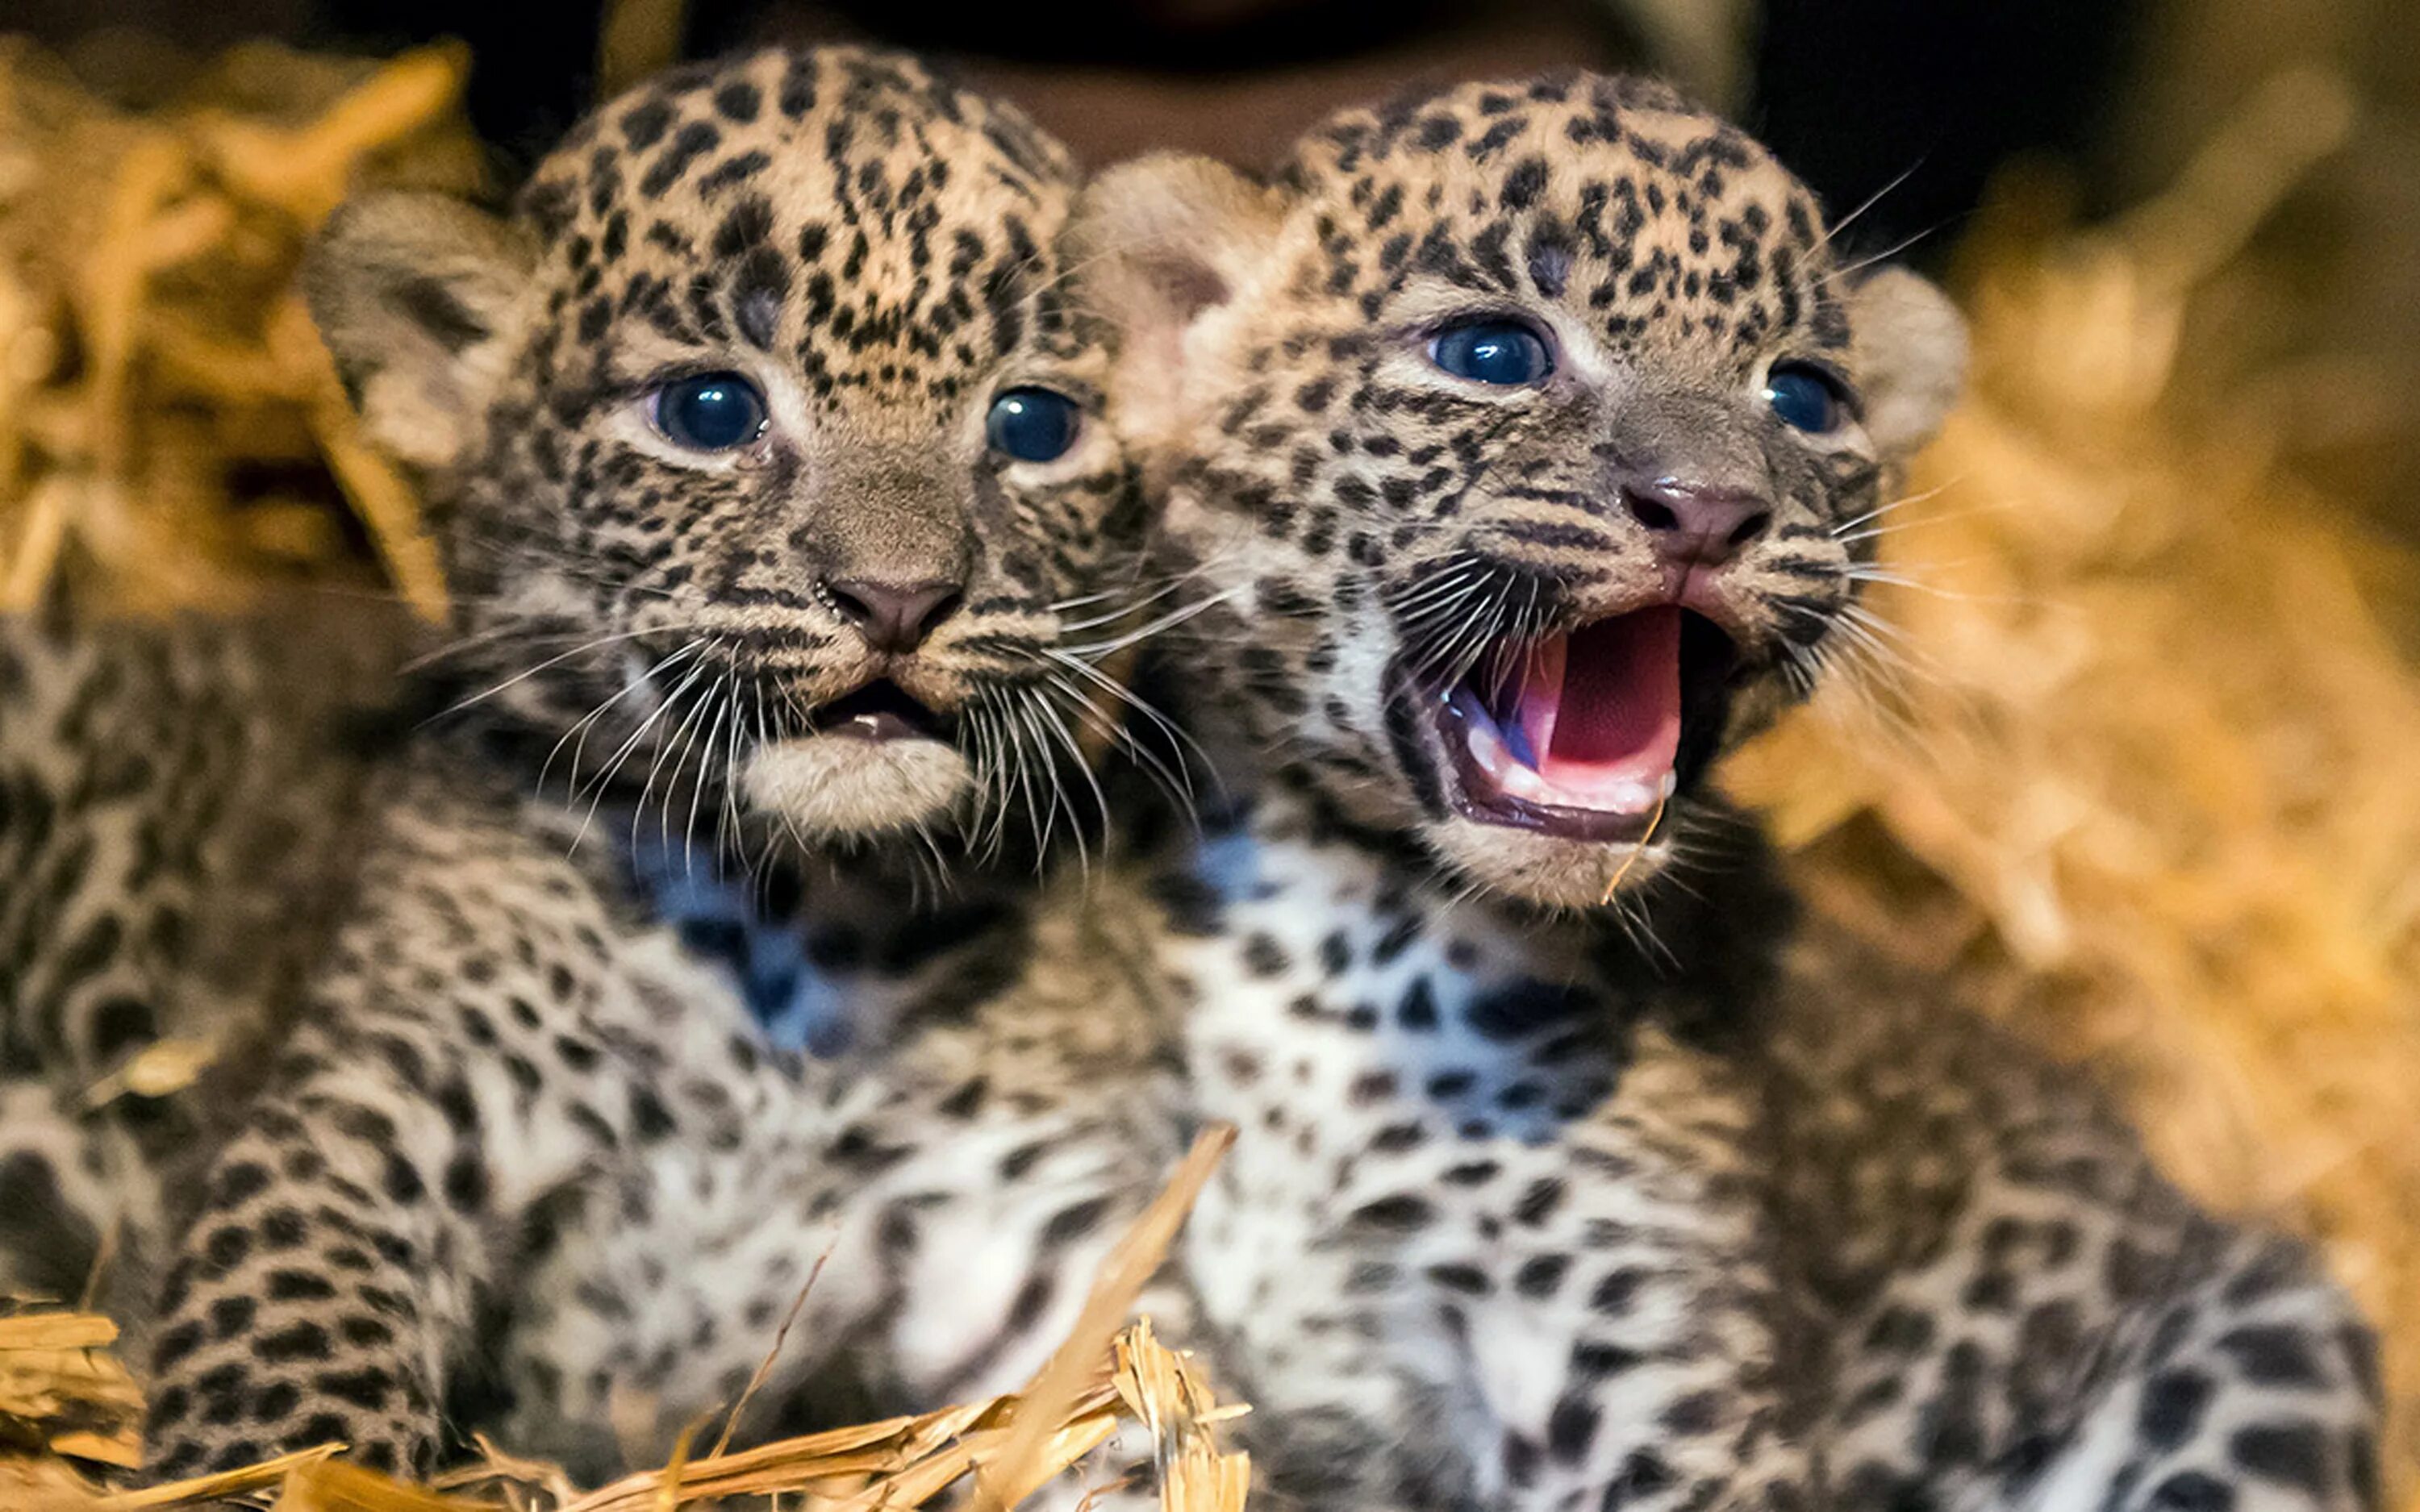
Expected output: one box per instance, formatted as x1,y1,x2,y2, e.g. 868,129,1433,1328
1069,153,1288,448
1846,266,1967,458
303,191,536,470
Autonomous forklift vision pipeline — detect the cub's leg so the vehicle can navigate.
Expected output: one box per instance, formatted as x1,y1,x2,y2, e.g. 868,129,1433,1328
143,777,778,1480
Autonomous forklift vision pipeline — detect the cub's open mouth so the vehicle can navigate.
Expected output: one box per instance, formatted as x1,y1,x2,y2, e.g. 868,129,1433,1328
808,680,950,743
1429,606,1738,841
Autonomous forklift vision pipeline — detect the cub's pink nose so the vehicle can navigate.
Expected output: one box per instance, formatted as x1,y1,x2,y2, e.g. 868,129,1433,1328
1621,477,1772,568
824,578,963,654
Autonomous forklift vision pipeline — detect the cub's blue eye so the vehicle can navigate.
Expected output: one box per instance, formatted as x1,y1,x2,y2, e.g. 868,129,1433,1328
987,387,1082,463
1429,319,1553,386
1763,363,1852,434
654,372,766,451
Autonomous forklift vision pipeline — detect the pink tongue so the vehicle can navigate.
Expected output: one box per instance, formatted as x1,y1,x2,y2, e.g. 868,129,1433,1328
1513,606,1684,798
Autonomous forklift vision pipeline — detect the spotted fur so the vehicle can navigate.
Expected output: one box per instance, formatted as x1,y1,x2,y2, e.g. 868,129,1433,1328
461,67,2384,1512
131,46,1161,1481
1054,72,2383,1512
0,598,400,1328
16,55,2378,1512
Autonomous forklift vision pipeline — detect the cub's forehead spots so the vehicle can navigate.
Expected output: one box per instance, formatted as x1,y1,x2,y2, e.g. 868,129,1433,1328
511,47,1090,405
1276,72,1846,361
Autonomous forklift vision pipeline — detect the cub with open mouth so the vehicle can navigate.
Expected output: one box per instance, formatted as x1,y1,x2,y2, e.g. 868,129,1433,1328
1073,70,2376,1512
1086,77,1962,907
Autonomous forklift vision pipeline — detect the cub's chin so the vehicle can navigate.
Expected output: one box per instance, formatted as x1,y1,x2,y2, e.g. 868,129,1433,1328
1423,817,1683,914
740,734,973,840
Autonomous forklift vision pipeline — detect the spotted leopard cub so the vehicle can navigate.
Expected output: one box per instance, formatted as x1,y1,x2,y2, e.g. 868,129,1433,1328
141,46,1143,1480
1078,73,2381,1511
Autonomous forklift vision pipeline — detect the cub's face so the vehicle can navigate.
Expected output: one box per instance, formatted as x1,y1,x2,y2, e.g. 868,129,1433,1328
311,48,1143,850
1080,73,1964,909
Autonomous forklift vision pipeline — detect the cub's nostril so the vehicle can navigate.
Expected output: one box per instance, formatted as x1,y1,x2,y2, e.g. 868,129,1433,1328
825,582,875,624
1725,512,1771,548
1621,479,1773,566
1623,492,1680,532
916,587,965,634
823,578,964,654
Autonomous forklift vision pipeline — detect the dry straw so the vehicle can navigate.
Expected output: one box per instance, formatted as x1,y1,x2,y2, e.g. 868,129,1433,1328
0,28,2414,1512
4,1129,1248,1510
0,36,477,618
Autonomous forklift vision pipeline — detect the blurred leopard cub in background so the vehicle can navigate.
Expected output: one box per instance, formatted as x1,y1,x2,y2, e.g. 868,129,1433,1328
1058,69,2385,1512
88,44,1163,1481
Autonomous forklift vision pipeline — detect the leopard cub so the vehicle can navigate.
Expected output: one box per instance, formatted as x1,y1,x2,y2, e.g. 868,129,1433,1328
1065,70,2385,1512
131,45,1153,1480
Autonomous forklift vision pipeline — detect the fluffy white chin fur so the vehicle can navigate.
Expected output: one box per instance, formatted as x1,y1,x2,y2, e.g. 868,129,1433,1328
1425,818,1677,913
740,735,973,839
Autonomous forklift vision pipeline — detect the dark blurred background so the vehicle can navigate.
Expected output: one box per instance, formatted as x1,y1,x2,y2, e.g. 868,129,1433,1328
14,0,2415,529
2,0,2146,264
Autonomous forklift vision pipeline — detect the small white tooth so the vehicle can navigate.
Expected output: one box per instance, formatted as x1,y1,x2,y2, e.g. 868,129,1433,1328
1465,720,1510,780
1501,764,1547,800
1610,780,1659,813
1658,769,1679,799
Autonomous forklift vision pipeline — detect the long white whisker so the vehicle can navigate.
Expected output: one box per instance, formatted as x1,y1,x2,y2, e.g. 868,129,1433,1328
640,657,726,855
538,640,703,801
1059,587,1245,657
1833,223,1948,282
569,654,713,854
1051,576,1205,634
1821,160,1924,249
1038,648,1215,800
1830,481,1958,538
1030,698,1104,876
428,622,707,723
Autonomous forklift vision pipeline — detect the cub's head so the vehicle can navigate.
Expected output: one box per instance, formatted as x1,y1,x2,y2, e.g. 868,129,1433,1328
309,47,1141,850
1078,73,1963,908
